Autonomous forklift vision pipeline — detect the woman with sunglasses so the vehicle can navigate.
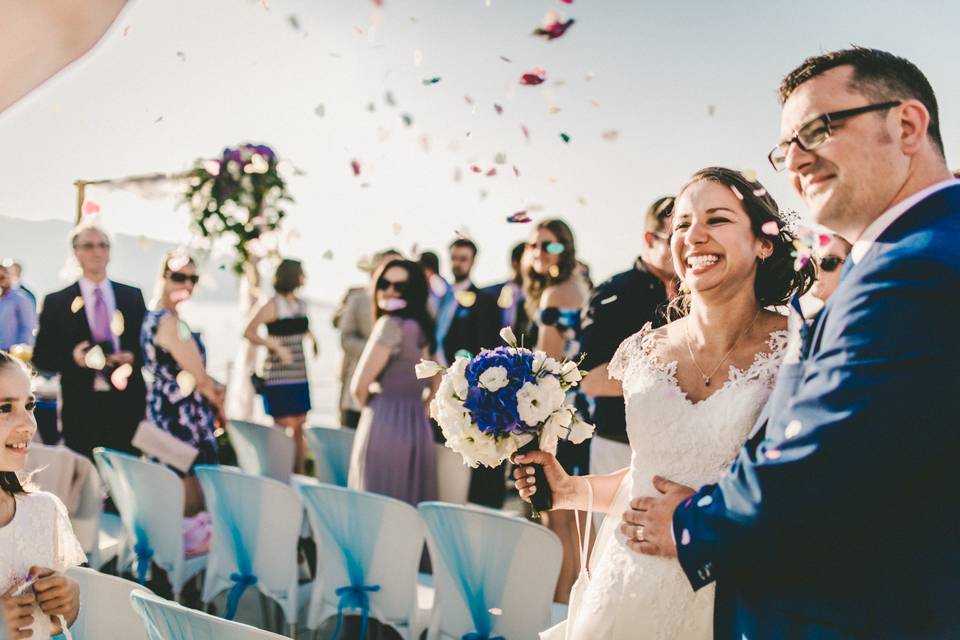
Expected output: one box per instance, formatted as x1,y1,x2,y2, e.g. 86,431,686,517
810,234,852,304
243,259,317,474
521,218,592,604
141,251,224,516
347,258,438,506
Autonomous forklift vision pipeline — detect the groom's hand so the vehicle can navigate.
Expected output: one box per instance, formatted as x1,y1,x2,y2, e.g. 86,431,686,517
621,476,695,558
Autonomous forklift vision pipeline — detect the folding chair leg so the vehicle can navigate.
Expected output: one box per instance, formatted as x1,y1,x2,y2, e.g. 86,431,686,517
259,593,273,629
287,621,297,638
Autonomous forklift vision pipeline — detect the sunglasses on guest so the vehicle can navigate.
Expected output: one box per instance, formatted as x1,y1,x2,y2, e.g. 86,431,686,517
167,272,200,284
376,278,408,294
818,255,845,272
76,241,111,251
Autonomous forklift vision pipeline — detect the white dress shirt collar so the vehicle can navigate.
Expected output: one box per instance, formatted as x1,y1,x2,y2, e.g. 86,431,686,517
851,178,960,264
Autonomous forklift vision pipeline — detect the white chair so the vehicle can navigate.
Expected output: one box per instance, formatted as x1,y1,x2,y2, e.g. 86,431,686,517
418,502,562,640
303,425,354,486
299,483,427,639
66,566,153,640
434,444,471,505
227,419,295,484
25,443,120,568
195,465,307,635
92,448,208,599
130,590,288,639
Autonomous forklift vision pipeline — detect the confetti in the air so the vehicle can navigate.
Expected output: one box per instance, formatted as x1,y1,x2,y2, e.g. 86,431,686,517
489,608,503,616
84,345,106,371
70,297,85,314
493,103,503,115
506,210,531,224
707,104,716,117
154,116,164,124
761,221,780,236
176,51,186,62
681,529,691,545
512,165,520,177
351,159,362,176
122,25,131,37
730,185,744,200
470,165,482,174
784,420,802,439
532,10,575,41
111,364,133,391
548,265,561,278
499,55,512,63
422,76,441,85
110,311,125,336
322,250,334,260
385,91,396,107
600,295,618,305
497,286,514,309
741,169,758,182
521,125,530,140
176,371,196,396
764,449,783,461
753,188,767,197
697,495,713,507
601,130,619,141
549,106,562,114
401,113,414,126
519,67,546,85
456,290,477,308
559,132,571,143
287,15,301,30
485,168,497,177
494,152,507,165
82,201,101,215
314,104,325,118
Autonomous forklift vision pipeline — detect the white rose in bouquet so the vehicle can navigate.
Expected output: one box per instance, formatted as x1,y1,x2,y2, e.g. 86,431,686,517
449,356,470,399
517,375,564,427
560,360,583,385
532,350,562,375
567,414,595,444
539,408,573,454
478,366,509,392
448,423,501,468
415,359,445,379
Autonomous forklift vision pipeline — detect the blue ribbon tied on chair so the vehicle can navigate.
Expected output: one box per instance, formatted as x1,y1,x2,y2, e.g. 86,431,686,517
133,540,154,585
333,583,380,640
225,572,258,620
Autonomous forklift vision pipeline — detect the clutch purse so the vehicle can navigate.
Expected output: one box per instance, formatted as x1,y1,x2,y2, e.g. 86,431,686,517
131,420,200,474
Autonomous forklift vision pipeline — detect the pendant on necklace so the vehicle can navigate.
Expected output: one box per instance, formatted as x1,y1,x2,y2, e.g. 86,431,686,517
704,377,711,387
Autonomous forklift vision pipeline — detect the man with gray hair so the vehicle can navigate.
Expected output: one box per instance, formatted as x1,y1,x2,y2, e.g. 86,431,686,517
33,223,147,458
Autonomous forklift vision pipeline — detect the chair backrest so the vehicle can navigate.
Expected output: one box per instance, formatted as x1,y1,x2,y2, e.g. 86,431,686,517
25,444,102,553
194,465,303,621
434,443,471,504
93,448,185,584
299,483,424,634
227,419,294,484
418,502,562,640
303,426,354,486
67,566,153,640
130,590,288,639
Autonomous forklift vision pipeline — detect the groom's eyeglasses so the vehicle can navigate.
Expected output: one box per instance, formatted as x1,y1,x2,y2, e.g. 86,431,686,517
818,255,845,272
767,100,902,171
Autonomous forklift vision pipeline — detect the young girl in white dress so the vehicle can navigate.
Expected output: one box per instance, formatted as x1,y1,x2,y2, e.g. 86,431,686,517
0,351,85,639
514,168,816,639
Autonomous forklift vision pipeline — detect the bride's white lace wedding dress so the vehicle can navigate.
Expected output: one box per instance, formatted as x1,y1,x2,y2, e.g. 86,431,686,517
544,322,787,639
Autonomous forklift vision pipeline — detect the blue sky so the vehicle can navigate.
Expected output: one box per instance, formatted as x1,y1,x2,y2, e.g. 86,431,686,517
1,0,957,300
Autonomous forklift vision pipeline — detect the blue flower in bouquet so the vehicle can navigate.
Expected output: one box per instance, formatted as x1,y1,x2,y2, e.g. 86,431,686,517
462,347,536,435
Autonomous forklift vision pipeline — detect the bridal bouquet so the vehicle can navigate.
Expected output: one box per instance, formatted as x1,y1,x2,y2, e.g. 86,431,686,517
416,327,594,512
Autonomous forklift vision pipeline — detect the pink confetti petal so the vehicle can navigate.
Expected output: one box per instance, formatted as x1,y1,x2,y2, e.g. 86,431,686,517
506,210,531,224
521,125,530,140
681,529,691,545
493,103,503,115
110,363,133,391
485,168,497,177
470,165,482,173
765,449,783,460
532,13,575,41
82,201,101,215
761,221,780,236
683,497,693,509
519,67,546,85
350,159,361,176
512,165,520,177
818,233,832,248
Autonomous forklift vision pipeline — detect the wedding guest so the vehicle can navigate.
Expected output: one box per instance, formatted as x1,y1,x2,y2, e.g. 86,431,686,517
437,238,502,508
579,196,676,478
141,251,223,517
333,249,400,428
480,241,528,337
0,350,84,639
634,48,960,638
32,223,146,459
810,234,852,303
0,260,35,309
243,259,317,474
417,250,451,319
348,259,438,506
0,264,36,352
522,218,591,603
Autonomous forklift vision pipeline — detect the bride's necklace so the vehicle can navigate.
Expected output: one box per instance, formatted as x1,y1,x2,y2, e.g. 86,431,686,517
684,309,761,387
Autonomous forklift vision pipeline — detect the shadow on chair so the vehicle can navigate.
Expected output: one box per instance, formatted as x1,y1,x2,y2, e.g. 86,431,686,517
131,589,288,639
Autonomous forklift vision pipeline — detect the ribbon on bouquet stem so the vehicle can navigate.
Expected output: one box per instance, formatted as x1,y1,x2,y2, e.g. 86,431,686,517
333,583,381,640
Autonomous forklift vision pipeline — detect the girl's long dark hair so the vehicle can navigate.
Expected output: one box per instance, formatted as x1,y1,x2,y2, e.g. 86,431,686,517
0,350,30,496
370,259,437,354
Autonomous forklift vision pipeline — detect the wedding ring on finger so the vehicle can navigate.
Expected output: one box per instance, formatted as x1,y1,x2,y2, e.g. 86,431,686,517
634,525,645,542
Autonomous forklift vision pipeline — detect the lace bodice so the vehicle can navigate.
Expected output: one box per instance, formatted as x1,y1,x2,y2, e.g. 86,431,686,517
0,491,86,638
548,321,787,639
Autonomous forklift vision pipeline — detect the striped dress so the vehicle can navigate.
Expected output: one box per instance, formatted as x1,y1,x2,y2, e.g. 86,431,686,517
260,296,312,418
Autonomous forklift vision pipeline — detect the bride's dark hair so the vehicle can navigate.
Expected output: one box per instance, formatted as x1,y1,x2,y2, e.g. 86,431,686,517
0,351,31,497
668,167,816,318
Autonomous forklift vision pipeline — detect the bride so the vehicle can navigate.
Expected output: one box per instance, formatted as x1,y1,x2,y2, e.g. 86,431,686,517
514,167,815,639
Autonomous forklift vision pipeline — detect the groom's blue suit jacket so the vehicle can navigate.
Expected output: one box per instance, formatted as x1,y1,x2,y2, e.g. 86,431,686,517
674,183,960,639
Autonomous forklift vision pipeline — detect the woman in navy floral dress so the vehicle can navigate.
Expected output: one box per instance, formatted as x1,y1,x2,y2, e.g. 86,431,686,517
141,251,224,516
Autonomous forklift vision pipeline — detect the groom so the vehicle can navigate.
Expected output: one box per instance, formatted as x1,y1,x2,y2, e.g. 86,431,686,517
622,48,960,637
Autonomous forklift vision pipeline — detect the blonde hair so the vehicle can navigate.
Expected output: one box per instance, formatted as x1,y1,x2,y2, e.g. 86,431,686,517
149,249,197,309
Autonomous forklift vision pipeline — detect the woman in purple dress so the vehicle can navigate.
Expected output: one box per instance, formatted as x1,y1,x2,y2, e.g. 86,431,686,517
348,259,438,505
